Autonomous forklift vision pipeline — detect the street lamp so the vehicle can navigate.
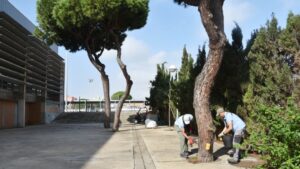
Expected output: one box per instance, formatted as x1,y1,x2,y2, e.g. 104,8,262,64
168,65,177,127
88,78,94,112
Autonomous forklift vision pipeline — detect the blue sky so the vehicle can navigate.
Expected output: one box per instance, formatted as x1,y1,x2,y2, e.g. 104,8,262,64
8,0,300,100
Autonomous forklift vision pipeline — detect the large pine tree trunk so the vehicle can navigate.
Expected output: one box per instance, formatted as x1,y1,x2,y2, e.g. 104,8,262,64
194,0,226,162
112,46,133,131
85,44,111,128
101,74,111,128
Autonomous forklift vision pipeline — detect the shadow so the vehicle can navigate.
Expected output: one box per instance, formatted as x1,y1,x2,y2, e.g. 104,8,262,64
213,146,230,160
0,123,116,169
189,148,198,156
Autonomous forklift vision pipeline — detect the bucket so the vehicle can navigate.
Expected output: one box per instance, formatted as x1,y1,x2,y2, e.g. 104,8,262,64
222,134,233,148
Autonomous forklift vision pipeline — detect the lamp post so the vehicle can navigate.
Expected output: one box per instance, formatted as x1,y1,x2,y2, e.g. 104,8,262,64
88,78,94,112
168,65,177,127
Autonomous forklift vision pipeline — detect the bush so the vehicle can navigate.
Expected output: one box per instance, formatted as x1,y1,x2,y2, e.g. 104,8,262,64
244,99,300,169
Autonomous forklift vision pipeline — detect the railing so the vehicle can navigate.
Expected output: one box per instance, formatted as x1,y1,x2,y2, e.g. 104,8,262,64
65,100,146,113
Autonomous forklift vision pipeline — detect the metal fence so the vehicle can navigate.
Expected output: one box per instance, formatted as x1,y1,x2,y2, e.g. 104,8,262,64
65,100,147,112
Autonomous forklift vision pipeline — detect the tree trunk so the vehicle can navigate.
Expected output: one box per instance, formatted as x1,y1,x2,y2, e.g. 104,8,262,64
194,0,226,162
112,45,133,131
101,73,111,128
85,43,111,128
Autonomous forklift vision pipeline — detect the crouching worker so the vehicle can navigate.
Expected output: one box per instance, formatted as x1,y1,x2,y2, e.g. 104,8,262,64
217,108,246,164
174,114,194,158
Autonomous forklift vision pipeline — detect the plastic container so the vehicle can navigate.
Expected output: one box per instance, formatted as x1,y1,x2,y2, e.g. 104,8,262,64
222,134,233,148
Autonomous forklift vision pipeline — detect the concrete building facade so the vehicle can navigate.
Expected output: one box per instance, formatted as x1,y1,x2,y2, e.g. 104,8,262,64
0,0,64,129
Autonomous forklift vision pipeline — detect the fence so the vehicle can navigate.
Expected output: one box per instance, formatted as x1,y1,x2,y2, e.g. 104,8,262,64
65,100,146,112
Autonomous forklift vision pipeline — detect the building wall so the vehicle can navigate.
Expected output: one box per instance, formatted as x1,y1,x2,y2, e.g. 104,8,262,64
0,1,64,129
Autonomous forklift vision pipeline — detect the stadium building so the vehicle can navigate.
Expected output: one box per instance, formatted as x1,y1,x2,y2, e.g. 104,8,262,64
0,0,64,129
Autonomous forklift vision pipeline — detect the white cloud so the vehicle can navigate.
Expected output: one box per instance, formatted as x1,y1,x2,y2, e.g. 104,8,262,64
101,50,116,60
224,0,254,30
105,36,179,100
101,37,149,62
148,51,167,65
100,37,154,98
122,37,149,61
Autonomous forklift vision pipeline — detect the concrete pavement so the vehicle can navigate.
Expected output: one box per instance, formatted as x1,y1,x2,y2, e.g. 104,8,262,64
0,112,258,169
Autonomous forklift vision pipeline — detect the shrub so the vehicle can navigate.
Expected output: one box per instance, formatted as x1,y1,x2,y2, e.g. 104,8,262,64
244,98,300,169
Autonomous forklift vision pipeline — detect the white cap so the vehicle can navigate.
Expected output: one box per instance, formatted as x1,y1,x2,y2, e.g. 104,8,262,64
183,114,193,125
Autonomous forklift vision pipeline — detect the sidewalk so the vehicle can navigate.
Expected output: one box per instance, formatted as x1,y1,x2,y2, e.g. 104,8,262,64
136,124,242,169
81,114,260,169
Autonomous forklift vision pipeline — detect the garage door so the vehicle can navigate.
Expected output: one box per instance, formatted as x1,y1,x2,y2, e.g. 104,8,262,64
0,100,17,129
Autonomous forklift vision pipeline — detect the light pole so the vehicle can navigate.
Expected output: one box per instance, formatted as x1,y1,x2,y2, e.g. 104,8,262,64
168,65,177,127
64,52,68,112
88,78,93,112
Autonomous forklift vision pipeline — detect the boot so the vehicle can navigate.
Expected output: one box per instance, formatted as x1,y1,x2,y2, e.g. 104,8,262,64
227,149,234,156
227,157,239,164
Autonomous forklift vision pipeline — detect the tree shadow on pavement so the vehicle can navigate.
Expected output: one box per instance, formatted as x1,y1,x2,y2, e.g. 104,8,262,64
213,146,229,160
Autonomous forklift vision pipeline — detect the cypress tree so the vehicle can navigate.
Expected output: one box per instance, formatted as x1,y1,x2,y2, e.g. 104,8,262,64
211,23,248,118
243,15,293,113
147,63,170,122
193,45,206,79
279,12,300,106
172,46,194,116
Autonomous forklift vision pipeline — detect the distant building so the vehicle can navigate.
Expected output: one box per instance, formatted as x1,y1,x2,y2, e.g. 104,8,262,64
0,0,64,129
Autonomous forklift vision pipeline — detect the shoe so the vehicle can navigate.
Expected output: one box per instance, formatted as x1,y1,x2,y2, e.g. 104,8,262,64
227,157,239,164
184,151,190,156
227,149,234,156
180,153,188,158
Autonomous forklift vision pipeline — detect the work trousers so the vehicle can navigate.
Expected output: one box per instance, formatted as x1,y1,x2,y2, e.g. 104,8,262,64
233,128,245,159
175,125,188,154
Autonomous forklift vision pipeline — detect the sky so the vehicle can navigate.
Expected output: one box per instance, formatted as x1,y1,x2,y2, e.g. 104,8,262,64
8,0,300,100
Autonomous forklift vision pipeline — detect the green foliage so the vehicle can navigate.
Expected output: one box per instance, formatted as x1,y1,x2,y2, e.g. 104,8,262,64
36,0,149,53
111,91,132,100
147,46,206,124
146,63,170,119
172,46,206,117
173,0,199,7
242,14,300,169
244,15,293,113
278,12,300,106
172,46,195,116
211,23,250,119
244,99,300,169
193,45,206,78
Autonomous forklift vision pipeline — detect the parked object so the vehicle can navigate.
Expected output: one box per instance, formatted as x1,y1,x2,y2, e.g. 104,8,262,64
145,119,157,128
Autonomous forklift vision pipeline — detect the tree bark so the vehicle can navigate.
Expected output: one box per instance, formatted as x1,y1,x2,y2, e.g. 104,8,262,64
100,72,111,128
193,0,226,162
85,42,111,128
112,44,133,131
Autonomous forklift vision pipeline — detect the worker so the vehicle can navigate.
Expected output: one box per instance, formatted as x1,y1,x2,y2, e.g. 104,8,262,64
174,114,194,158
217,107,246,164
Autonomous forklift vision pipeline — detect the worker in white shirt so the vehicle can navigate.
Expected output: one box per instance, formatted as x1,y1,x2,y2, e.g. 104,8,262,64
174,114,194,158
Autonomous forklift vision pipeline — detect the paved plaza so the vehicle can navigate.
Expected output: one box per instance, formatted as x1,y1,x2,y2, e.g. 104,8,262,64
0,113,258,169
